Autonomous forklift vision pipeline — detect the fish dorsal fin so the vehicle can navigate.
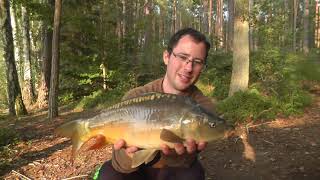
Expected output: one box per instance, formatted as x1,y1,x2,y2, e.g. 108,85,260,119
160,129,185,143
131,149,158,168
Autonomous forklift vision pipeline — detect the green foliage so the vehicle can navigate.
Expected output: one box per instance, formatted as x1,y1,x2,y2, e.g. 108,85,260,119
292,51,320,82
75,89,123,110
200,52,233,99
59,92,74,105
75,70,136,109
217,89,275,123
232,49,315,121
277,90,312,116
250,47,285,85
207,49,317,124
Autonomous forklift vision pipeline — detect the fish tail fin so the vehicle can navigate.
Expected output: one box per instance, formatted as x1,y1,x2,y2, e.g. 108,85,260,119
56,120,87,159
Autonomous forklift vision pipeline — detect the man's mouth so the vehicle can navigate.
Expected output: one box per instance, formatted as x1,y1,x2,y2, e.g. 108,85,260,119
178,73,192,83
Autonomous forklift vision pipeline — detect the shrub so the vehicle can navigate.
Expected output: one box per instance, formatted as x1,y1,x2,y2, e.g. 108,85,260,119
216,89,276,124
201,52,233,99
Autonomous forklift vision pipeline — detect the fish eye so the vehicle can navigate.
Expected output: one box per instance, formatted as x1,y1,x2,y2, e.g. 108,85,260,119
209,122,216,128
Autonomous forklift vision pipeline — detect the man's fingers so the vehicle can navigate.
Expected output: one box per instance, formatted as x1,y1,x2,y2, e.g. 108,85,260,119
114,139,125,150
197,141,207,151
160,144,171,155
186,139,196,154
174,143,185,155
126,146,139,154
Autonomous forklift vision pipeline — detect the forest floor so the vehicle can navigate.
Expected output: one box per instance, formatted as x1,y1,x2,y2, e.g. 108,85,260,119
0,84,320,180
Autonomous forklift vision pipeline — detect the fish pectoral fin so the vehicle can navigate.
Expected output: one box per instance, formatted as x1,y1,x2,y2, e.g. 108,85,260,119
86,134,107,150
160,129,185,143
131,149,158,168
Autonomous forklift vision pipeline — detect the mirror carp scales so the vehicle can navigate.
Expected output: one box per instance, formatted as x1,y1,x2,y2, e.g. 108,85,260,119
56,92,233,168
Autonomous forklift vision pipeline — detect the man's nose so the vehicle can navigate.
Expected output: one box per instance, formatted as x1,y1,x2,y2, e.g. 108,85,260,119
184,59,193,72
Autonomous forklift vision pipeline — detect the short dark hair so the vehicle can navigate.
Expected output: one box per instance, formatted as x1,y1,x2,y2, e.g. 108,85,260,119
166,28,211,61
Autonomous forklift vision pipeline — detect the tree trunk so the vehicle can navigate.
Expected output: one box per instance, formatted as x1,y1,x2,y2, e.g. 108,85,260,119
227,0,234,52
203,0,208,34
37,0,54,109
293,0,298,52
303,0,309,53
21,5,35,106
172,0,177,33
122,0,126,38
229,0,250,97
159,4,164,42
48,0,61,119
10,3,24,87
0,0,27,115
316,0,320,48
10,4,21,81
249,0,254,52
215,0,223,49
208,0,212,36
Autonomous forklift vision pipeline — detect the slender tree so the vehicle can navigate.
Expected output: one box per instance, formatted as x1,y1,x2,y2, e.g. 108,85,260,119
229,0,250,97
227,0,234,52
208,0,212,36
172,0,177,33
293,0,298,51
316,0,320,48
10,2,24,87
0,0,27,115
21,5,36,105
48,0,61,119
215,0,223,49
37,0,54,108
249,0,254,52
202,0,208,34
303,0,309,53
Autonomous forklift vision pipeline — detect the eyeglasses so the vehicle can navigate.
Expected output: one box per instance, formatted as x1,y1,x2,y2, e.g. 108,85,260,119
171,52,206,70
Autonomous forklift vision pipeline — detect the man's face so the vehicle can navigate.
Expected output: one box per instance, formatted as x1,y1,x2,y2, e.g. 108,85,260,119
163,35,206,94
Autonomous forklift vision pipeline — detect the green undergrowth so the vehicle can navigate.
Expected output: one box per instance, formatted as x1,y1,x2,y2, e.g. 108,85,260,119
216,84,312,124
203,49,317,124
75,89,124,111
216,89,276,124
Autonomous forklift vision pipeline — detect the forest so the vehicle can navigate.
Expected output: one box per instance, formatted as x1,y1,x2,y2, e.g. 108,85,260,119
0,0,320,179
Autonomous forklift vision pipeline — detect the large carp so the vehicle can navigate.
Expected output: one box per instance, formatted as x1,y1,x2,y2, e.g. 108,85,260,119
56,92,232,167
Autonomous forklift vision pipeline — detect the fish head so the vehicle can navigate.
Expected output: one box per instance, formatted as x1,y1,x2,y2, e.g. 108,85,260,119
180,108,234,142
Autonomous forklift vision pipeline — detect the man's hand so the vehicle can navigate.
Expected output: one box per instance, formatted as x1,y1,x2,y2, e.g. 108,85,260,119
160,139,207,155
114,138,207,157
114,139,138,158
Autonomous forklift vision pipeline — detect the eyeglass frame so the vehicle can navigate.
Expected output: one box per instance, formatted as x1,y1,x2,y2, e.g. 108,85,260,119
171,52,207,71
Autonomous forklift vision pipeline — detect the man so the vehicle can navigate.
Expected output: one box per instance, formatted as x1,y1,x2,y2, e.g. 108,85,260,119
98,28,215,180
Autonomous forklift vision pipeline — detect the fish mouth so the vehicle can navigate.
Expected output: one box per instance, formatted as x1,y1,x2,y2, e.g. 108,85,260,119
224,125,236,138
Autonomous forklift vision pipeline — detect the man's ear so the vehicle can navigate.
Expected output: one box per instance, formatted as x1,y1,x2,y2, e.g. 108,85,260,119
163,50,170,65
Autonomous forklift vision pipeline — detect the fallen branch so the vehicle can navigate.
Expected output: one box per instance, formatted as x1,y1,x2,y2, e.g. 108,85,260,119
247,121,273,129
61,174,89,180
11,170,32,180
263,139,275,146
